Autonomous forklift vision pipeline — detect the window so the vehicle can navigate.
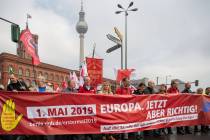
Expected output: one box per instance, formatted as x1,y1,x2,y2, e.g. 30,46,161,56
18,68,23,76
50,74,54,81
55,75,59,82
61,76,64,82
25,79,30,87
26,69,30,77
8,65,14,74
38,71,42,77
44,73,48,80
31,80,37,87
18,78,24,82
65,76,69,82
32,70,36,78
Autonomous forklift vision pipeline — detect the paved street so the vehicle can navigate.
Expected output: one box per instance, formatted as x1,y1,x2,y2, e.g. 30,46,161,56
141,132,210,140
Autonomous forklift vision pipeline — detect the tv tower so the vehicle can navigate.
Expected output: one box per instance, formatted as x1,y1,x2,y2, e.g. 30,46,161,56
76,0,88,68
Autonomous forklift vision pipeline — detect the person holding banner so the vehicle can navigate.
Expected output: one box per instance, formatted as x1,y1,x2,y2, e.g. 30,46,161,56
196,88,203,95
133,83,146,139
98,81,113,95
205,87,210,95
133,83,146,95
6,74,29,140
143,81,161,137
167,80,180,135
78,77,95,140
98,81,115,139
158,84,167,95
116,78,132,95
62,80,78,93
201,87,210,133
34,75,54,140
167,80,179,94
115,78,132,140
7,74,29,92
35,75,53,92
181,82,193,134
158,84,169,136
79,76,96,94
144,81,162,136
194,88,204,133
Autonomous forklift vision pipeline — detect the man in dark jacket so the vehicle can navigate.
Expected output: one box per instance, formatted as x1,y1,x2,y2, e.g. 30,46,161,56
181,82,193,134
7,74,29,91
134,83,145,95
144,81,156,94
182,82,192,93
62,80,78,93
144,81,162,136
6,74,29,140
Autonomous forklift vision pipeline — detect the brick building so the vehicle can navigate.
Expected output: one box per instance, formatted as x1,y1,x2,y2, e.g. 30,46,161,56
0,52,116,91
0,52,75,89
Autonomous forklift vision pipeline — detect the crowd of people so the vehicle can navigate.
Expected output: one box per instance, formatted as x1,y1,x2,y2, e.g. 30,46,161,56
0,74,210,140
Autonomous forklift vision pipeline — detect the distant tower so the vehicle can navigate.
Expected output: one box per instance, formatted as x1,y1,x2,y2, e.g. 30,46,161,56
76,0,88,68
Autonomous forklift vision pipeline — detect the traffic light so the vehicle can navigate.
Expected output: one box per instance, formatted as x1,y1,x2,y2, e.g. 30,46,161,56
195,80,199,86
11,24,20,43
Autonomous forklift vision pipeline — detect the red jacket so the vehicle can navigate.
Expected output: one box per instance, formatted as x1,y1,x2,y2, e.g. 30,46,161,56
116,87,132,95
78,85,96,94
167,87,179,94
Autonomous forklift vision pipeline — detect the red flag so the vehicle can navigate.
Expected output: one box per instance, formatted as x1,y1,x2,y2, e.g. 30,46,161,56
116,69,135,83
19,29,40,66
79,61,88,86
61,81,67,89
86,57,103,87
80,61,88,77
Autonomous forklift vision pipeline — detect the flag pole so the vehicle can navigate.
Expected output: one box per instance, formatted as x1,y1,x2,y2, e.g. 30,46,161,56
26,15,28,29
92,42,96,58
26,13,31,29
32,63,36,81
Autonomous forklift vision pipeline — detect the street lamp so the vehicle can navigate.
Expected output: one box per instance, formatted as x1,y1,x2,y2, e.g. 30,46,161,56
115,1,138,69
156,76,159,85
166,75,172,85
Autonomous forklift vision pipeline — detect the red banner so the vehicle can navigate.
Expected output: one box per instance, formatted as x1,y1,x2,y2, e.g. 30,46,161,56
86,57,103,87
0,92,210,135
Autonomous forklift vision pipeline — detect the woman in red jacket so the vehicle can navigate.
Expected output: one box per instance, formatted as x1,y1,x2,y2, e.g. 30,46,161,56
167,80,179,94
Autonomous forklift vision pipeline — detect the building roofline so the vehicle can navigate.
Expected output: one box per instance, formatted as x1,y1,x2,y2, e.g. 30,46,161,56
0,52,115,82
0,52,78,73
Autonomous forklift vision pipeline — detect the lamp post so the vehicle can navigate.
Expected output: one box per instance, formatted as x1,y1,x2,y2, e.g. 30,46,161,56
156,76,159,85
115,2,138,69
166,75,172,85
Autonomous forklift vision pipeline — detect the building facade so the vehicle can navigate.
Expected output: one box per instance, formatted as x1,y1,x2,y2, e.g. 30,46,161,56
0,52,74,89
0,52,115,91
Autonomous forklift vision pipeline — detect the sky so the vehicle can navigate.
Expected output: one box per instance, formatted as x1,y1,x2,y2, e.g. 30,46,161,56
0,0,210,91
